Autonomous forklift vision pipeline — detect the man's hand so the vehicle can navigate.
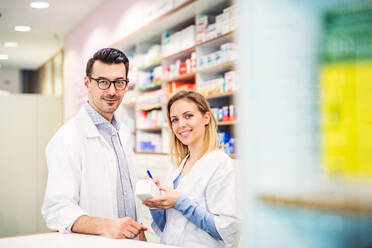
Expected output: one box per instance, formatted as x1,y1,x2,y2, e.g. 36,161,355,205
71,215,147,239
103,217,148,239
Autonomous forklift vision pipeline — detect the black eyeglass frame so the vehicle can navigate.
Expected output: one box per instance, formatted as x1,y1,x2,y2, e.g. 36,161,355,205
89,77,129,90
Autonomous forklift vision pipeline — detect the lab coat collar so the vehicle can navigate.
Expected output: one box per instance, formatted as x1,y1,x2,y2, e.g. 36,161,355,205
75,106,104,138
84,103,121,132
171,154,190,182
75,106,130,148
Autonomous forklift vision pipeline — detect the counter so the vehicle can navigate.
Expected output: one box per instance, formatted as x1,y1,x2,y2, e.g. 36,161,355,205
0,232,179,248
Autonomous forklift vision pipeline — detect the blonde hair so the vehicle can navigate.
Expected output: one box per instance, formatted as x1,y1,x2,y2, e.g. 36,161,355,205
166,90,219,166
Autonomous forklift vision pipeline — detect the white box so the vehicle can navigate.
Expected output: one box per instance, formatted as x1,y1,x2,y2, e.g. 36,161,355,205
215,14,224,36
196,15,215,33
222,12,230,34
230,4,237,31
135,179,161,201
196,31,205,44
206,24,217,40
181,25,195,50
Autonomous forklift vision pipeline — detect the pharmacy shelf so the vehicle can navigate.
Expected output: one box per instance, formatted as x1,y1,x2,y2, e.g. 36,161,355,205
197,30,235,47
163,72,196,82
111,0,235,154
217,120,236,126
204,91,234,99
137,81,162,91
112,0,228,51
258,190,372,215
196,60,235,74
138,103,162,111
162,46,196,61
138,59,162,71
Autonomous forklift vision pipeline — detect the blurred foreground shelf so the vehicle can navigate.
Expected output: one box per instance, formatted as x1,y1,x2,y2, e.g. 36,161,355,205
258,185,372,216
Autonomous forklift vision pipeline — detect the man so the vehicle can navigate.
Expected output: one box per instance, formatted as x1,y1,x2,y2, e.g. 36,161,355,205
42,48,147,240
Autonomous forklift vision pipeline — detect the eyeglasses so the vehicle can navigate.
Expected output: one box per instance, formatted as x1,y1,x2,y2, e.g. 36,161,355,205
89,77,129,90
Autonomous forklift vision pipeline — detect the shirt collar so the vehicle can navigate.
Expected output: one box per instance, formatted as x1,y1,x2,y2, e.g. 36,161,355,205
84,102,121,131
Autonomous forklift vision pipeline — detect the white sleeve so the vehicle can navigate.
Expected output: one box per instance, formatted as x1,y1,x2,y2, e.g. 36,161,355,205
206,156,241,248
41,133,86,233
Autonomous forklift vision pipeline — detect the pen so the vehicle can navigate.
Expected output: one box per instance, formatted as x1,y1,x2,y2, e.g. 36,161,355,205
146,168,153,179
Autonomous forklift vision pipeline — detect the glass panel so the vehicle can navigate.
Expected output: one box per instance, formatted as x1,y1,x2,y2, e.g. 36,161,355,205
43,61,53,96
53,52,63,96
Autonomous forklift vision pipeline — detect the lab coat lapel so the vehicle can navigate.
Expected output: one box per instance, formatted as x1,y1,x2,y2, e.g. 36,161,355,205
173,152,210,192
169,155,189,186
75,106,112,149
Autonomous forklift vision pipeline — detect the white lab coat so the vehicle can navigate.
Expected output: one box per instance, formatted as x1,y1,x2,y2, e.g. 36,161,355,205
151,150,241,248
41,106,142,233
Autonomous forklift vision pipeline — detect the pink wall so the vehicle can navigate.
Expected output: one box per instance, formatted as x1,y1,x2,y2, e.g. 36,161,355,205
63,0,152,121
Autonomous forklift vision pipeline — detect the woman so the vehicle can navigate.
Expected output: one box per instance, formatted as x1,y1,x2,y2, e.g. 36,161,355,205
142,90,240,247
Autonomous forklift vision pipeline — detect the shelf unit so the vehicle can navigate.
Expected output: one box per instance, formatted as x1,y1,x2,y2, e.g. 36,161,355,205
163,72,196,82
162,46,196,61
137,81,163,91
138,59,162,71
217,120,236,126
205,91,234,99
113,0,237,156
196,60,235,74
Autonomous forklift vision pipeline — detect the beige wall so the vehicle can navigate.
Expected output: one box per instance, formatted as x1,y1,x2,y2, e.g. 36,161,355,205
0,95,62,237
0,69,21,94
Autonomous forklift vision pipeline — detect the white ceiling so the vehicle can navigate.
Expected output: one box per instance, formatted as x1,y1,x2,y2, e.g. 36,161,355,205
0,0,108,70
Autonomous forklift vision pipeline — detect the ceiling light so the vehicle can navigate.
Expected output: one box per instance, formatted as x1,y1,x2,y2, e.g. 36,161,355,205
14,25,31,32
30,1,50,9
4,42,18,48
0,54,9,60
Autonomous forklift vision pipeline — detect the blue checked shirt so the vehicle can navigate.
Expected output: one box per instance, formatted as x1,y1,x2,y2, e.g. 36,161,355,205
85,103,137,221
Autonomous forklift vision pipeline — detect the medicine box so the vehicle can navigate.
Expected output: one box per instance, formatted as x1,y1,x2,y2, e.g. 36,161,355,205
196,15,215,33
135,179,161,201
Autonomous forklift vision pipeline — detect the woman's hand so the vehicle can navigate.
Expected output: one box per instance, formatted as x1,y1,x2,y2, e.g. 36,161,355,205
145,176,160,187
152,178,160,187
142,186,180,209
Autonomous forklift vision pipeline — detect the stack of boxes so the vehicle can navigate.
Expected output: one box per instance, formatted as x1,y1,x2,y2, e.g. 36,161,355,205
137,109,163,129
136,132,162,153
211,104,236,123
196,15,216,43
143,45,162,67
218,132,235,155
132,45,162,70
162,25,195,57
162,52,196,80
136,90,163,129
197,70,238,96
164,81,195,102
196,4,237,44
197,42,237,71
137,90,162,110
137,66,163,90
